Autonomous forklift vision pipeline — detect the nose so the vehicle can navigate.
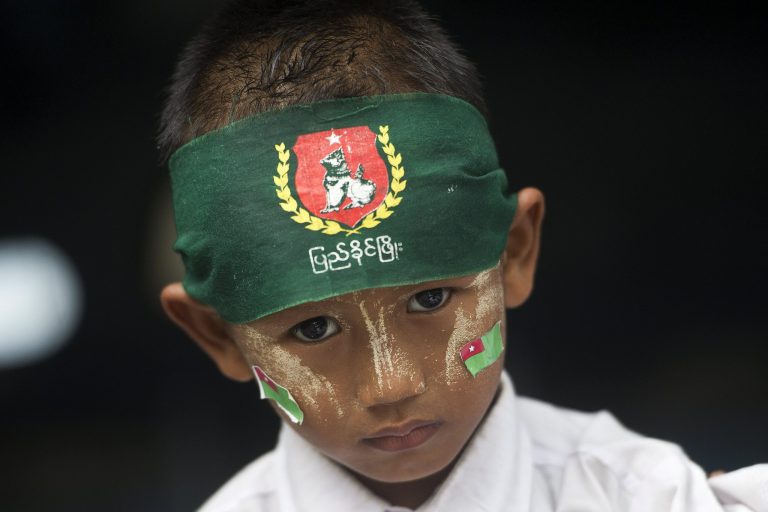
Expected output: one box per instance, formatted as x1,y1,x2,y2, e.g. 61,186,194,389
354,300,428,408
355,336,427,408
357,368,427,408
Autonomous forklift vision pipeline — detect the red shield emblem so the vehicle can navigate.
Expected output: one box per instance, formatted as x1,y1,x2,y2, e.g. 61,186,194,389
293,126,389,228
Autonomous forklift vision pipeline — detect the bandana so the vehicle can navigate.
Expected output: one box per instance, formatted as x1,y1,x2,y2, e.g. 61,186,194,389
169,93,516,323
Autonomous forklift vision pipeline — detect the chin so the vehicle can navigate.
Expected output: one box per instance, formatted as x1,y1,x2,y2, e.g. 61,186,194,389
351,447,457,484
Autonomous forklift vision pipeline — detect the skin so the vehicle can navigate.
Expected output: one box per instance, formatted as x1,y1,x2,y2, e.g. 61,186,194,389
162,187,544,508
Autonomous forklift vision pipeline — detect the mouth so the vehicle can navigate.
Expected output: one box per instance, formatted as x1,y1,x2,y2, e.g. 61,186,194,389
362,420,442,452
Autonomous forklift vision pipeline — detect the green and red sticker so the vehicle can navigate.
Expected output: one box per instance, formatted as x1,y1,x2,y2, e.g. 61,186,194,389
253,365,304,425
460,321,503,377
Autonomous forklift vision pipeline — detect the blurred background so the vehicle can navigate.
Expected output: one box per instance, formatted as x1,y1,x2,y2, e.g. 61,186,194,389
1,0,766,510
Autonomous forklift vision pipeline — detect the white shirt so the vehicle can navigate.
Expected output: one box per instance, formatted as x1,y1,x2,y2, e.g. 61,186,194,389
200,372,767,511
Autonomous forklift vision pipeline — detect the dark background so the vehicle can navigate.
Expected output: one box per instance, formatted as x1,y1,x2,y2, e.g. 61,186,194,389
1,1,766,510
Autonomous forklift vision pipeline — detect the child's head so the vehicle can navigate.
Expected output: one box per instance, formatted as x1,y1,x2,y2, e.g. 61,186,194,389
157,0,487,162
160,0,544,489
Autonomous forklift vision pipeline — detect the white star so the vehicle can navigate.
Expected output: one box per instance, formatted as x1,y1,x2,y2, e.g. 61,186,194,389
326,131,341,145
468,345,475,352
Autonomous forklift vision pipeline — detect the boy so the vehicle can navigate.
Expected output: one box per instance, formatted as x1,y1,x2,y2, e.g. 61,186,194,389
158,1,765,510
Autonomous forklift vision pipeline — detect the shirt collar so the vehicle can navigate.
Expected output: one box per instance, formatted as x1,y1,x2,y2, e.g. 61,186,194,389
275,371,533,512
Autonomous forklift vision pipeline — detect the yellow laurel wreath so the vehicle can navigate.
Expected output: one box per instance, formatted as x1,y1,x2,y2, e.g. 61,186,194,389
273,125,407,236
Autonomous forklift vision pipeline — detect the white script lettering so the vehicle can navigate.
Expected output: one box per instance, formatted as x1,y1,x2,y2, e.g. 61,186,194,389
309,236,404,274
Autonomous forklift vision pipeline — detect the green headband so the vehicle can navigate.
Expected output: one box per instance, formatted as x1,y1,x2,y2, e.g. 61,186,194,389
169,93,517,323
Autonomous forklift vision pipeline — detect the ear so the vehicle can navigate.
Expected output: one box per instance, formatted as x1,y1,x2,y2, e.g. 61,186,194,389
501,187,545,308
160,283,253,382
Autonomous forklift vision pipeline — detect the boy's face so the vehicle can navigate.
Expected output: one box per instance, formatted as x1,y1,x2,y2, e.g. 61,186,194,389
227,265,506,483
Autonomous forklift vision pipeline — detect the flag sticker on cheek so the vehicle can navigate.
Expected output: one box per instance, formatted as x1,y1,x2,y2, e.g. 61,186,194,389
252,365,304,425
459,321,503,377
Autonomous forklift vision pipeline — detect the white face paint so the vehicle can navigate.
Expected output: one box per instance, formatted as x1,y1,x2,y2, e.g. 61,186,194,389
444,303,470,385
239,325,344,418
470,265,505,324
357,299,418,393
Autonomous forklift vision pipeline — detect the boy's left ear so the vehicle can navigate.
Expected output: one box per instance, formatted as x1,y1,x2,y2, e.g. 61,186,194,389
501,187,545,308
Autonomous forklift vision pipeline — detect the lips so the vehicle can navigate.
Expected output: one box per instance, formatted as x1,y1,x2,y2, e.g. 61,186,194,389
362,420,442,452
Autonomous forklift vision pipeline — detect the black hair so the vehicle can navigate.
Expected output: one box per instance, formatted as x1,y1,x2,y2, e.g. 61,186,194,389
158,0,486,163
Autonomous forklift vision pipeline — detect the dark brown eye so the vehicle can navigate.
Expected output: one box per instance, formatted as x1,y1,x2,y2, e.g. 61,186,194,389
408,288,451,312
292,316,339,342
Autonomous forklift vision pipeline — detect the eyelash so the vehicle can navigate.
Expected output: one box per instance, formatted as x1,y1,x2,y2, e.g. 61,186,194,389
406,287,452,313
292,316,340,343
290,288,453,343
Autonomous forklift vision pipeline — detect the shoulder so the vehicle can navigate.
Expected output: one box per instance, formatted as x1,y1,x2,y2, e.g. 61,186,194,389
517,396,726,510
198,449,280,512
518,396,687,469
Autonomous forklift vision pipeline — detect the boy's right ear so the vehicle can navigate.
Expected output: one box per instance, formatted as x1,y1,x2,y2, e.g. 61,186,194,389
160,283,253,382
501,187,545,309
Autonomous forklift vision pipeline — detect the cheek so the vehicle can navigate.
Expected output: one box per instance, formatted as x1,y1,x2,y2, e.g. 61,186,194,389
442,269,505,386
472,267,506,323
443,302,472,385
238,327,345,421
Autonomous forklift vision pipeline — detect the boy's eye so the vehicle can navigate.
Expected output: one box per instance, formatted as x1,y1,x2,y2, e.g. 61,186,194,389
292,316,339,343
408,288,451,312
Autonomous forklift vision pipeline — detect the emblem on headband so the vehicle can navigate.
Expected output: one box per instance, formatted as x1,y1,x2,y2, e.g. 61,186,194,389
274,125,406,235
